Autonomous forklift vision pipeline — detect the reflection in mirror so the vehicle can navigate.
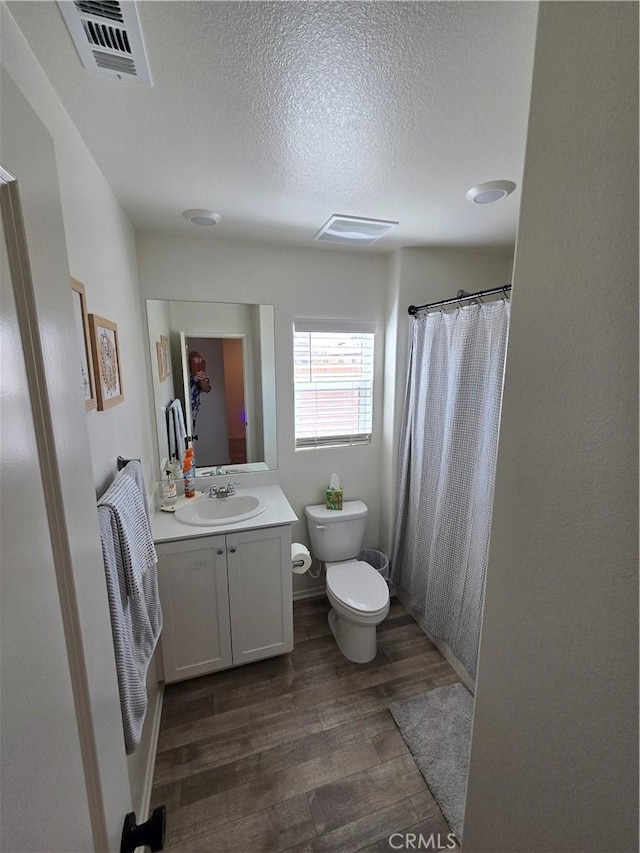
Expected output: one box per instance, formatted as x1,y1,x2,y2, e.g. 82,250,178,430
146,300,277,473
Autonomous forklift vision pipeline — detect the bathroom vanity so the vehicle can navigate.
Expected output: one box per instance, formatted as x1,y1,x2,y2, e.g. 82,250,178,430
152,484,297,683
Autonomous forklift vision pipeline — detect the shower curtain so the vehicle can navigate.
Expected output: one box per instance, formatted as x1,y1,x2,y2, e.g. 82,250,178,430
392,299,510,679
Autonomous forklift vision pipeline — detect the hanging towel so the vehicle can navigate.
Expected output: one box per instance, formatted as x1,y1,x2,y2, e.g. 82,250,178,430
120,459,152,523
98,505,162,754
98,469,157,598
166,398,187,463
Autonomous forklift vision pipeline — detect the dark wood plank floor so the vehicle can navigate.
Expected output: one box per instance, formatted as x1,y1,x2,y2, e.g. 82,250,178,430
151,596,462,852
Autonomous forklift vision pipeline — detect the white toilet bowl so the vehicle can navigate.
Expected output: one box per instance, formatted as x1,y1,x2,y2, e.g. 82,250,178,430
325,559,390,663
304,500,390,664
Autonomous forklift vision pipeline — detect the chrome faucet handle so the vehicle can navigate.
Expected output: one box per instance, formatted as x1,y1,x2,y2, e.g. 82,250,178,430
208,485,218,498
224,482,242,496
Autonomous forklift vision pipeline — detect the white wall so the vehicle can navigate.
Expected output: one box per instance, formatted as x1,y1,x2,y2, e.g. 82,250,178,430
380,247,513,554
0,9,156,497
464,3,638,850
2,5,160,822
137,234,390,594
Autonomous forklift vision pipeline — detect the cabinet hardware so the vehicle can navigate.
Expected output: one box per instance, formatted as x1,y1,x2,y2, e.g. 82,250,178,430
229,546,237,553
216,548,224,555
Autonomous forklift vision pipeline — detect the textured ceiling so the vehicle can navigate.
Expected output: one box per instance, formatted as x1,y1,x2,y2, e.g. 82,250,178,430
7,1,538,252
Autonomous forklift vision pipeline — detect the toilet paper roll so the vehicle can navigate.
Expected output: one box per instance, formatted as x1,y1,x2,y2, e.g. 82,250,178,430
291,543,312,574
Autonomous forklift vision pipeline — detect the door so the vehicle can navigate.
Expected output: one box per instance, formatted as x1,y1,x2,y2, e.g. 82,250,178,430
156,536,233,682
178,330,194,442
227,526,294,665
1,69,134,853
1,176,99,852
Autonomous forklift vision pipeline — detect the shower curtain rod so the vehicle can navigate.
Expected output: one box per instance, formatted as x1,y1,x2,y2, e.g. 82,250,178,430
407,284,512,315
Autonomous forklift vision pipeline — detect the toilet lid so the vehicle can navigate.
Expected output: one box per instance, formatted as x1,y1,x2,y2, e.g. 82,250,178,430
326,561,389,613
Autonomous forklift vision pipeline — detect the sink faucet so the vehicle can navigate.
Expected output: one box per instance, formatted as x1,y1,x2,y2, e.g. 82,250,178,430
208,482,239,498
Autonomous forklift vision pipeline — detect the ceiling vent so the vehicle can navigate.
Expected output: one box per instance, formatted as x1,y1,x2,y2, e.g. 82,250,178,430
313,215,399,247
57,1,152,86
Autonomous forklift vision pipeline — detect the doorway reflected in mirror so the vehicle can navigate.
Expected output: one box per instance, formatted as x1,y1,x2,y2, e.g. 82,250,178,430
145,300,277,473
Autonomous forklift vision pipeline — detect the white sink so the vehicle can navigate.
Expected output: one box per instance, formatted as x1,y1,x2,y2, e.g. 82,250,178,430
175,494,267,527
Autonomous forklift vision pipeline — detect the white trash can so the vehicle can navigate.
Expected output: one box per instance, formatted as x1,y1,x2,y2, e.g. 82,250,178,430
358,548,390,586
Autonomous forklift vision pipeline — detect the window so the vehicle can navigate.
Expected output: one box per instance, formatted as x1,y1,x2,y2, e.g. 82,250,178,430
293,319,375,448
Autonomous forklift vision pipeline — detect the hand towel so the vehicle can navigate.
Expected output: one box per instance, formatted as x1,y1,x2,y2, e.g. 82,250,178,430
98,472,157,598
98,505,162,754
167,398,187,463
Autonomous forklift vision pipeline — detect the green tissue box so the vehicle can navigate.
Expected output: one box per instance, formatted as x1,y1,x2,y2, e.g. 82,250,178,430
326,488,343,510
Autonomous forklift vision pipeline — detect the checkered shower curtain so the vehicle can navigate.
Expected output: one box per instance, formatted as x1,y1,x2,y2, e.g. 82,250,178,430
392,300,511,679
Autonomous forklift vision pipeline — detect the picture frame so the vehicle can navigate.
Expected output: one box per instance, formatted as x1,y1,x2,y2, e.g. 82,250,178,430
156,339,168,381
70,278,96,411
161,334,170,379
88,314,124,409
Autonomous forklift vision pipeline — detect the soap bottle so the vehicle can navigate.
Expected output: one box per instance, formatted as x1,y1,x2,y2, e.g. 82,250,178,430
183,448,196,498
162,472,177,506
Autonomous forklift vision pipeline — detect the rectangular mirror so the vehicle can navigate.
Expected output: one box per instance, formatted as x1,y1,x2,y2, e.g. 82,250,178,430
146,300,277,473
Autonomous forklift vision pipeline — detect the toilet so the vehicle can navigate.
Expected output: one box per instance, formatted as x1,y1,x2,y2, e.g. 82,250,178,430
304,500,390,663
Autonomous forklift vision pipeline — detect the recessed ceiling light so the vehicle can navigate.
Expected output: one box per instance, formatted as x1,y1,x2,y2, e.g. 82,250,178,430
314,214,399,246
182,209,222,226
466,180,516,205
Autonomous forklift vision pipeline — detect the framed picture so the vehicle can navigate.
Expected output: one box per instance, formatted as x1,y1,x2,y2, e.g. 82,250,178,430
161,335,170,379
70,278,96,411
156,339,168,381
89,314,124,409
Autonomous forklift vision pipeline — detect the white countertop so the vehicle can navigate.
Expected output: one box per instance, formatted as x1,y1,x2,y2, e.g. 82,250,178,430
152,483,298,543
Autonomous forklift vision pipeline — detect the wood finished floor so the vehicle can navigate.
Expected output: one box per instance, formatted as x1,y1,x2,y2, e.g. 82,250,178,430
151,596,462,852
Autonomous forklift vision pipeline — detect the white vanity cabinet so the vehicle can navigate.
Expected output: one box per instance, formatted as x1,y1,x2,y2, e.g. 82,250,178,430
156,525,293,683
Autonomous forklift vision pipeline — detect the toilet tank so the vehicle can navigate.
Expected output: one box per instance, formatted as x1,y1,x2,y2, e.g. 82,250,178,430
304,500,368,562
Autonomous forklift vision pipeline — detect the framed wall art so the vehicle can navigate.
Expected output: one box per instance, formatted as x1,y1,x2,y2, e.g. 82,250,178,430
70,278,96,411
156,339,168,381
89,314,124,409
161,335,170,379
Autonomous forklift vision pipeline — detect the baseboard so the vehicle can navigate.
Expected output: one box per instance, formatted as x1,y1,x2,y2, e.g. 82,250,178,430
396,590,476,693
292,587,325,602
140,681,164,819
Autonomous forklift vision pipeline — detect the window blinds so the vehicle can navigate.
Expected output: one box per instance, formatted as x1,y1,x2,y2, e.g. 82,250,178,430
293,320,375,448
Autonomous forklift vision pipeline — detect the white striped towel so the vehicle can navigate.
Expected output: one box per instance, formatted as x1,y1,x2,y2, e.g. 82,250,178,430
167,398,186,463
98,505,162,754
121,459,152,525
98,471,157,599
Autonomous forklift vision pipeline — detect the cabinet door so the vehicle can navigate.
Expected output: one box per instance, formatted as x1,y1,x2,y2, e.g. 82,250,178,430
156,536,232,682
227,526,293,665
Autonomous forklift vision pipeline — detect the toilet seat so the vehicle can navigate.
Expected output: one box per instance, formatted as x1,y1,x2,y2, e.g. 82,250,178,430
326,560,389,615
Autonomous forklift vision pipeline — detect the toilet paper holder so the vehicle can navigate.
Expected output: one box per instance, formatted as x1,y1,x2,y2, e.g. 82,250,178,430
292,558,306,569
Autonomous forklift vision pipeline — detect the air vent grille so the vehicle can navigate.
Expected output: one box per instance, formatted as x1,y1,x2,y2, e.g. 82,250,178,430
313,215,399,246
82,20,131,53
57,0,152,86
74,1,123,22
92,50,136,74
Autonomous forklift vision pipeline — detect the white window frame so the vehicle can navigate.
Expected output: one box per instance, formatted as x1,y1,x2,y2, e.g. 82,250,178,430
293,318,376,450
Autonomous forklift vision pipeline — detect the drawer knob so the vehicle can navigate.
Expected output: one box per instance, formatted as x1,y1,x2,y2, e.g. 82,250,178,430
229,546,237,553
216,548,224,555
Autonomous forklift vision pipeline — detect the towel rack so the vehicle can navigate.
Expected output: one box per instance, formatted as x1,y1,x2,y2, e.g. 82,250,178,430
117,456,140,471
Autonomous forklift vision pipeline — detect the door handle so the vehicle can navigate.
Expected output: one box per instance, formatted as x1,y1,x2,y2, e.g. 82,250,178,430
315,524,328,530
